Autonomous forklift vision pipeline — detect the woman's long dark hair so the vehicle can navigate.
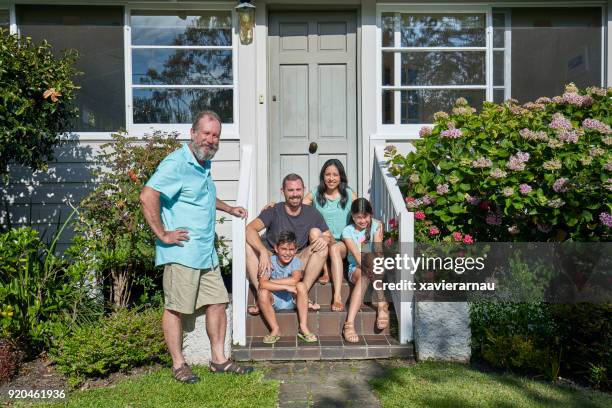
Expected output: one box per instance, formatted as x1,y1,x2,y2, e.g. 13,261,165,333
349,198,373,243
316,159,349,209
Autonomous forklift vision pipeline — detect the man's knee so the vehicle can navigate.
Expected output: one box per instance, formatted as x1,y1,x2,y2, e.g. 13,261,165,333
206,303,226,314
308,228,322,241
296,282,307,294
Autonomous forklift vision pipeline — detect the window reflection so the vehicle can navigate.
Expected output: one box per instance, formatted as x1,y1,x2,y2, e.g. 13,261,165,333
401,90,485,124
131,11,231,46
132,49,232,85
401,14,485,47
401,52,485,86
133,88,233,124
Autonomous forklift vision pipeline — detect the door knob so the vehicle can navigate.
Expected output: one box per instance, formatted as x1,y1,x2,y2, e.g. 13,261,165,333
308,142,318,154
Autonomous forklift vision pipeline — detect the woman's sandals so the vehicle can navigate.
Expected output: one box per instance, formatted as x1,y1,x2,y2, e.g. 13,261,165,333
331,300,344,312
209,359,254,375
376,303,390,330
343,321,359,343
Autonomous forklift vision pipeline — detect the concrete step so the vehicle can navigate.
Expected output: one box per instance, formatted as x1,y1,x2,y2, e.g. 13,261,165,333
233,335,414,361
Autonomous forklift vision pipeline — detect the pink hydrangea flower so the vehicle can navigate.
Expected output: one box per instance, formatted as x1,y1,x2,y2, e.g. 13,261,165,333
422,195,433,205
466,195,480,205
419,126,433,137
582,118,612,135
599,212,612,228
463,234,474,244
452,232,462,241
436,184,450,195
549,113,573,132
428,227,440,236
519,184,532,195
415,211,426,221
440,128,463,139
486,213,502,226
472,157,492,168
552,178,569,193
506,152,530,171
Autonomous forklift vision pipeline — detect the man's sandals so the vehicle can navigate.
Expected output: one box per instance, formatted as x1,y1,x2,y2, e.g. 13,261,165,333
343,322,359,343
210,359,254,375
376,303,390,330
172,363,199,383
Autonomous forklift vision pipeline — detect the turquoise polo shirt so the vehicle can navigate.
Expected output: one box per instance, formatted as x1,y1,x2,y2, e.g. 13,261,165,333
145,143,219,269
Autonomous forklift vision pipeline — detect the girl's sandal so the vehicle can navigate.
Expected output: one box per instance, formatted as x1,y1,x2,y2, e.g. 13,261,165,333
343,322,359,343
209,359,254,375
376,303,390,330
331,301,344,312
318,273,330,285
247,305,260,316
263,334,281,344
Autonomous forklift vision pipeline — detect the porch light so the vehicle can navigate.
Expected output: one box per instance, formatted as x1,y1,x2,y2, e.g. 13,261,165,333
236,0,256,45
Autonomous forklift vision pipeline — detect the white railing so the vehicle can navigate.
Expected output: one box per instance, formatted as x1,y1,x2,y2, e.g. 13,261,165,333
371,145,415,344
231,144,254,346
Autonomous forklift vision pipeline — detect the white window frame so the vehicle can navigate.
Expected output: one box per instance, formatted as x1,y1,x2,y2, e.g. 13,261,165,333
376,2,607,139
126,3,239,139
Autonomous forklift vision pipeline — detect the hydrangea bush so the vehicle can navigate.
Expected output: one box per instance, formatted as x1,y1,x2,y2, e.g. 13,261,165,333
385,84,611,242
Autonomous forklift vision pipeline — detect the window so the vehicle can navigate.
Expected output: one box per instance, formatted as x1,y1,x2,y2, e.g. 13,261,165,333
492,7,602,104
130,10,234,126
0,9,9,31
381,12,487,125
17,5,125,132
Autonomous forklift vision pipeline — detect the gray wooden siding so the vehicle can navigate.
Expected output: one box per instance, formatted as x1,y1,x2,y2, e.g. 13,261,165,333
1,139,240,253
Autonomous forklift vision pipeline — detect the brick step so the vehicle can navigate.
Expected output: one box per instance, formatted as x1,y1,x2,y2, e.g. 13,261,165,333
248,281,353,307
246,304,395,337
233,335,414,361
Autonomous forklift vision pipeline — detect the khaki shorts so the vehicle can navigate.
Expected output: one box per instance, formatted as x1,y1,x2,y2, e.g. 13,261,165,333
163,263,229,314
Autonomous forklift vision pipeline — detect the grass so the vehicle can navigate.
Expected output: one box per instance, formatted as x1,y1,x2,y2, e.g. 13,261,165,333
13,366,279,408
370,361,612,408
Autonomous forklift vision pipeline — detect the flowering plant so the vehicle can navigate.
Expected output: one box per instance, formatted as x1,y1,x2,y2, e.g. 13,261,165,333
386,84,611,242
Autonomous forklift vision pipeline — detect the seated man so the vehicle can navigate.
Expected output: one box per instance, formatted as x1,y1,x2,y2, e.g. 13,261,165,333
246,173,332,321
258,230,316,343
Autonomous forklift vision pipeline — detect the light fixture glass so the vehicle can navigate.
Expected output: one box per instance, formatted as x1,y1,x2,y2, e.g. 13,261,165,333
235,1,255,45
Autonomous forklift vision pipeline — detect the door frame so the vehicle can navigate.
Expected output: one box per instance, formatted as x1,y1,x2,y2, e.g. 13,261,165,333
264,5,363,204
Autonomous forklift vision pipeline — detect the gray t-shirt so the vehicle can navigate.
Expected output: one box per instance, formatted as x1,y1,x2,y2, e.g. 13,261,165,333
259,203,329,251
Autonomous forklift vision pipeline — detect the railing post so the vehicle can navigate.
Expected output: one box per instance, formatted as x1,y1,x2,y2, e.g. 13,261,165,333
231,145,253,346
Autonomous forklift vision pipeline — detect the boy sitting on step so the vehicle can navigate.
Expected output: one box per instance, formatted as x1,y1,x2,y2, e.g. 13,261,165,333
257,230,318,344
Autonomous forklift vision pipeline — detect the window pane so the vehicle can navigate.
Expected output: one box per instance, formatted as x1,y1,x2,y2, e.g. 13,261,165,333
382,52,394,86
382,13,395,47
498,7,602,103
131,10,231,46
17,5,125,132
382,90,394,124
400,14,485,47
132,49,232,85
0,10,9,31
133,88,233,124
401,51,485,86
493,12,506,48
493,89,505,104
400,89,485,124
494,51,504,86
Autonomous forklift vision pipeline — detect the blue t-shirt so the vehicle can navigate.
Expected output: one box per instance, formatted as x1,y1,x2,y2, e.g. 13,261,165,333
341,220,380,268
145,143,219,269
270,255,302,280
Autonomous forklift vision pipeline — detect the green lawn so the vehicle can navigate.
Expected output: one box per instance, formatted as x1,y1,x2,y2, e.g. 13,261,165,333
15,366,279,408
370,362,611,408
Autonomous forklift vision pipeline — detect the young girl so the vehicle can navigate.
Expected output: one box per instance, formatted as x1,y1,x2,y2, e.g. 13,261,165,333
341,198,389,343
303,159,357,311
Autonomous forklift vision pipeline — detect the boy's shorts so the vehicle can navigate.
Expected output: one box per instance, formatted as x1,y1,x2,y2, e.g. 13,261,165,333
272,290,295,310
163,263,229,314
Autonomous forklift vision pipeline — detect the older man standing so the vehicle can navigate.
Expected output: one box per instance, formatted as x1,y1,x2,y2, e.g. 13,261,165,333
140,111,253,383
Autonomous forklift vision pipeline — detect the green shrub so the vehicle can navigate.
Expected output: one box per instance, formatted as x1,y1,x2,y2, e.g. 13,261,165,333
72,131,181,307
0,226,100,353
0,29,79,178
51,307,169,387
385,84,611,242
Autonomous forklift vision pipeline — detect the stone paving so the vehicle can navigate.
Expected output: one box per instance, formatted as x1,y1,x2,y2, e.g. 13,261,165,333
259,359,415,408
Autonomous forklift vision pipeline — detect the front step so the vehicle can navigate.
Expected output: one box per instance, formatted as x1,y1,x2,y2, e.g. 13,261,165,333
237,280,413,361
233,336,414,361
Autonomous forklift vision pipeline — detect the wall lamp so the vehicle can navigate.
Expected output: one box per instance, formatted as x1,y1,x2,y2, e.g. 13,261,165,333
236,0,256,45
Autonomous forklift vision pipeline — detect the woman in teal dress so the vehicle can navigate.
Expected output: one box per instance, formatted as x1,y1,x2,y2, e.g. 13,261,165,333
303,159,356,311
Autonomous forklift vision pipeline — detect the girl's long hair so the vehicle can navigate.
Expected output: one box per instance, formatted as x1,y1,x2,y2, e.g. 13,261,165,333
316,159,349,209
349,198,373,243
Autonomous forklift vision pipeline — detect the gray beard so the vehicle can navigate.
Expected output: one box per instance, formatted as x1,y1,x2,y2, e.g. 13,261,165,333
191,142,218,161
